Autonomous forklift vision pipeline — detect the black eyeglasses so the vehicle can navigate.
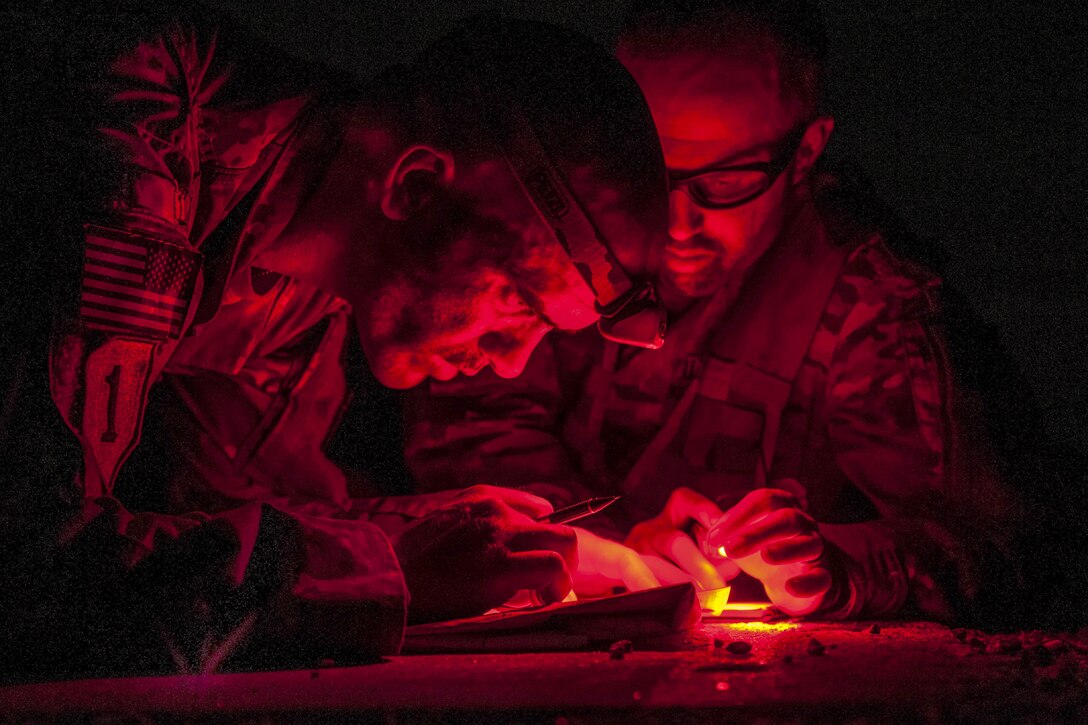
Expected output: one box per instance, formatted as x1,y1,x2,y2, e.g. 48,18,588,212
668,126,807,210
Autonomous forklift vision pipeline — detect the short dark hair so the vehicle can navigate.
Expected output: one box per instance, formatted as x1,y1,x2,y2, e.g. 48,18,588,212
405,16,663,193
401,15,668,285
620,0,828,120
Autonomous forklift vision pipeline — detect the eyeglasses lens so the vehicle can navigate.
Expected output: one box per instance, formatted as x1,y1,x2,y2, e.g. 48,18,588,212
687,170,769,207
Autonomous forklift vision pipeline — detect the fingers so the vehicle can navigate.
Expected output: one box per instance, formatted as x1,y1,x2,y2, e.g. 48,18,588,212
502,551,572,604
625,506,727,590
641,554,699,586
575,529,661,592
624,520,658,554
720,507,817,558
714,558,742,581
708,488,802,545
663,487,724,530
651,529,725,590
785,568,832,599
762,534,824,565
459,484,553,519
612,549,662,592
506,525,578,569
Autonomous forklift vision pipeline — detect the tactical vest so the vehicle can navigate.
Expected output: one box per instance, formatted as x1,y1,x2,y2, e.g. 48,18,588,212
603,202,854,520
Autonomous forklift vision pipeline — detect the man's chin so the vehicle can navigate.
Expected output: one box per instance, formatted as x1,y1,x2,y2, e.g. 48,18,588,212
661,271,722,303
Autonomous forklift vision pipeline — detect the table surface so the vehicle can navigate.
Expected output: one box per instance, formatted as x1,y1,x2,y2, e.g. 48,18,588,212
2,620,1086,723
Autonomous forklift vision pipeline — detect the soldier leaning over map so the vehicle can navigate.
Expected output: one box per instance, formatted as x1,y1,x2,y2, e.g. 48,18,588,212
404,0,1068,628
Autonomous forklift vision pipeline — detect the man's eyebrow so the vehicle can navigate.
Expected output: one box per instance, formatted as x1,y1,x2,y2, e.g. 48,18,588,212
661,136,778,173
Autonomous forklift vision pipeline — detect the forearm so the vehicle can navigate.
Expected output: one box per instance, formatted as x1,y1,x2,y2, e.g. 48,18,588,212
5,494,407,677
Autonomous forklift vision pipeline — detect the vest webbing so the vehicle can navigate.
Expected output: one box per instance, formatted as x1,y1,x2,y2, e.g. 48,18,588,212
620,201,853,502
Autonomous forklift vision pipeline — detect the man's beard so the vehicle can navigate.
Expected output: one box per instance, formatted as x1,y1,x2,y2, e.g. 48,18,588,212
382,193,518,349
660,242,728,302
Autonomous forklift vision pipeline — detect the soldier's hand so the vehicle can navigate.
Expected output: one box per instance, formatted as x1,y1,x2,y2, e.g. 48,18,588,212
569,527,666,597
393,486,576,623
705,484,835,617
624,487,739,590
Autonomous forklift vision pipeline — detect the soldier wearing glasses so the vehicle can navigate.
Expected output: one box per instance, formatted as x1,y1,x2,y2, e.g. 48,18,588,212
406,1,1040,625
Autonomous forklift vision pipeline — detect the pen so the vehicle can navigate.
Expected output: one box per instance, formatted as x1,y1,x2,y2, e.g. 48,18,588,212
536,496,621,525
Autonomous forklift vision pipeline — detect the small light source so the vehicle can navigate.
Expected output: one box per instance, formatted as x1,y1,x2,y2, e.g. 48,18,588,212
717,546,728,558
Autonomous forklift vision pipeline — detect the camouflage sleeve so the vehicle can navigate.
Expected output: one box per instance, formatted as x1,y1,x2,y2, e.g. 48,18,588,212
14,12,408,677
51,9,236,499
821,251,1027,624
403,337,597,511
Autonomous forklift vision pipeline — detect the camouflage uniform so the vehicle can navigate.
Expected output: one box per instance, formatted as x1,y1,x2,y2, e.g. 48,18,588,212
1,4,452,676
405,172,1029,624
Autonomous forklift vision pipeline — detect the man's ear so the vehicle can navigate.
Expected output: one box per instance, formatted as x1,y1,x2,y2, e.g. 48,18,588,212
381,145,456,221
790,116,835,185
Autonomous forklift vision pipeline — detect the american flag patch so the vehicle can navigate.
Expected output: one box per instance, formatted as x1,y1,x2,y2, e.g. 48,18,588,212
80,226,201,340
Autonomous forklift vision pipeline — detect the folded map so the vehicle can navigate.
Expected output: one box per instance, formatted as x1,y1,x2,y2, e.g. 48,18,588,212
403,583,701,653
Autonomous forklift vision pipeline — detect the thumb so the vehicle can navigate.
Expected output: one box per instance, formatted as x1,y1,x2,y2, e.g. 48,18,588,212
576,528,660,591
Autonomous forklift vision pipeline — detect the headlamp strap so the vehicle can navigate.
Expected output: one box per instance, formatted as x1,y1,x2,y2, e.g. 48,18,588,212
501,116,633,309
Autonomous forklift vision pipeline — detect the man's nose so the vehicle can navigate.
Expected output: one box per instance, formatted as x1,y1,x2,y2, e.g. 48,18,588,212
483,324,549,379
668,189,703,243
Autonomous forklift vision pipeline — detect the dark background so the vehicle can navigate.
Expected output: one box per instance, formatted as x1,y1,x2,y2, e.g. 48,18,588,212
202,0,1087,456
3,0,1085,456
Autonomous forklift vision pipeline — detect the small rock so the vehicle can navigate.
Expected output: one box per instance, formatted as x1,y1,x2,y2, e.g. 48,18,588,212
807,638,826,656
725,640,752,655
609,640,633,660
713,637,725,649
1043,639,1067,654
868,624,881,635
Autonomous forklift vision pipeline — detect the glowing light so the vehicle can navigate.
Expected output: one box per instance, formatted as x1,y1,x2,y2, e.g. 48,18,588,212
701,601,799,630
722,621,799,633
696,586,731,616
717,546,728,557
720,603,766,612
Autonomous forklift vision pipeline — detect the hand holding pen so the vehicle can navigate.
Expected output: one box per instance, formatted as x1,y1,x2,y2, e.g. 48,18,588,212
534,495,664,599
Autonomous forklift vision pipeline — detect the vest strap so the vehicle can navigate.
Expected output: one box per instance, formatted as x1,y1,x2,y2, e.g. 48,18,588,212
620,200,853,502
